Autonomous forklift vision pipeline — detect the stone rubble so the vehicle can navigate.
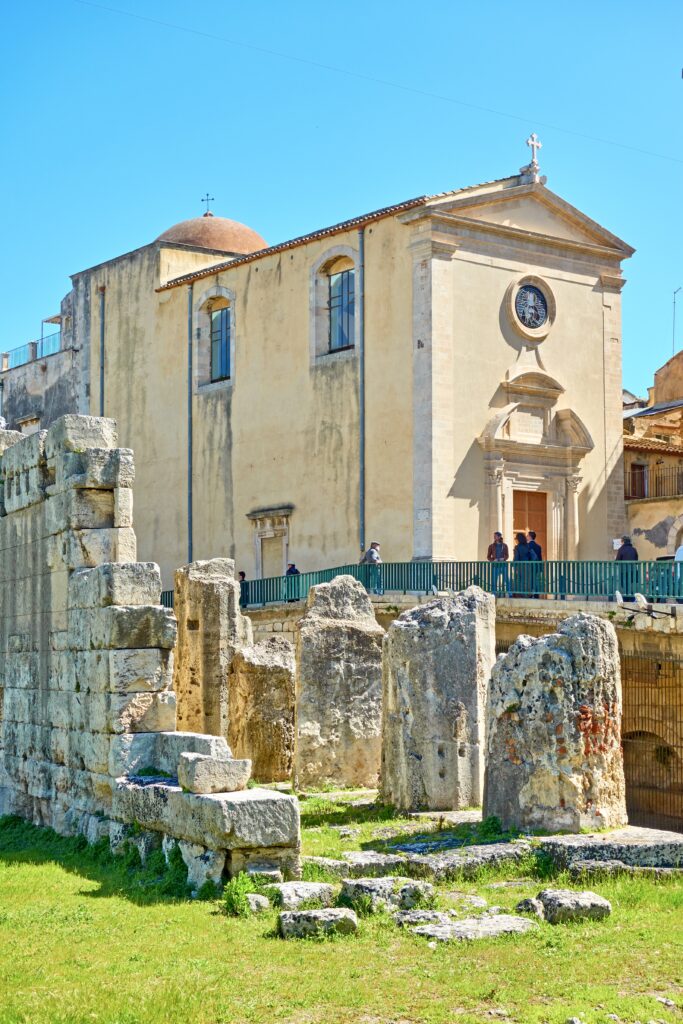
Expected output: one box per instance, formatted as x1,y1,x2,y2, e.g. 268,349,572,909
534,888,612,924
381,588,495,811
246,893,271,914
411,914,538,942
483,614,628,832
338,840,531,881
265,881,335,909
294,575,384,789
340,876,435,912
278,907,358,938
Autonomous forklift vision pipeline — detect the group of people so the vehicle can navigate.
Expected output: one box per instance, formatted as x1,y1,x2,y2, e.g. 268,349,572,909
238,563,302,609
486,530,543,597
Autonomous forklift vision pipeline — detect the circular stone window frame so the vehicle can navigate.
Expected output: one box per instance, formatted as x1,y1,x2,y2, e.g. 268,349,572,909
505,274,556,343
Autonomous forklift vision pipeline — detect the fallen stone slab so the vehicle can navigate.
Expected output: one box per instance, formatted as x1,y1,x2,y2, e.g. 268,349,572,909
302,855,349,878
340,840,531,881
265,881,335,909
279,908,358,938
447,892,489,911
341,850,410,877
113,779,300,854
340,876,435,912
568,858,683,881
395,910,454,928
177,752,252,794
540,827,683,869
536,889,611,924
412,914,538,942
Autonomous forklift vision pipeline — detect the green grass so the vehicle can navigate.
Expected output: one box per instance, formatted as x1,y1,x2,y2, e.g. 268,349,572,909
0,801,682,1024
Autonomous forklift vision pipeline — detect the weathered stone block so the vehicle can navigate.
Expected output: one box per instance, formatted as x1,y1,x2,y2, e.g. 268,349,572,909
380,588,495,811
265,881,334,909
68,563,161,609
65,528,137,569
2,431,47,512
108,730,232,777
177,752,251,794
44,415,118,460
173,559,253,736
107,648,174,694
483,614,627,833
278,908,357,938
112,780,300,852
294,575,383,788
108,691,177,734
228,636,295,782
44,489,114,534
178,840,226,892
55,447,134,491
535,888,612,924
69,605,176,650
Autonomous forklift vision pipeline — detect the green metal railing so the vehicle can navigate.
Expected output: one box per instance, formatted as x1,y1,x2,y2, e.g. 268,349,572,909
160,559,683,610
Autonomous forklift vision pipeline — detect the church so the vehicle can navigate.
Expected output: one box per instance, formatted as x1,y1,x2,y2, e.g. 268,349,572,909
0,141,633,586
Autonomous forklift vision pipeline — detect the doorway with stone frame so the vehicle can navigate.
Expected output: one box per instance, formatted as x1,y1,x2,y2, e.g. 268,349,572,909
513,489,548,556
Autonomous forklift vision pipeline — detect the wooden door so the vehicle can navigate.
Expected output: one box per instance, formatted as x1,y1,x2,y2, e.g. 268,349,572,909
513,490,548,557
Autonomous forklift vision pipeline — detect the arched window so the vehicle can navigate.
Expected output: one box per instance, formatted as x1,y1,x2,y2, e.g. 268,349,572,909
210,305,230,381
194,285,235,391
310,247,358,362
328,260,355,352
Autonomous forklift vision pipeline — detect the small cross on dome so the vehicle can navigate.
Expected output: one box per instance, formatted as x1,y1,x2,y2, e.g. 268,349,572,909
201,192,215,217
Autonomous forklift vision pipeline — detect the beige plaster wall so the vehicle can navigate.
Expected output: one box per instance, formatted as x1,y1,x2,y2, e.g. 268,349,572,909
627,497,683,559
78,184,629,586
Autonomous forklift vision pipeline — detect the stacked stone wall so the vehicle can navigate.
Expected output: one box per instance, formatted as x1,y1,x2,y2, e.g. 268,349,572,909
0,415,300,880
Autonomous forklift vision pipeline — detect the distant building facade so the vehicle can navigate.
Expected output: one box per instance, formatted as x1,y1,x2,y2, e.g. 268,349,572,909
624,352,683,558
1,154,633,585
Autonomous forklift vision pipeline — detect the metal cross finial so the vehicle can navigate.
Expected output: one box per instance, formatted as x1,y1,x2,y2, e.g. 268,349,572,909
526,133,542,166
201,192,215,213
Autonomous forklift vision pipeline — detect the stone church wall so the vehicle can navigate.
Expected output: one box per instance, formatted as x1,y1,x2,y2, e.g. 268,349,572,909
0,415,300,881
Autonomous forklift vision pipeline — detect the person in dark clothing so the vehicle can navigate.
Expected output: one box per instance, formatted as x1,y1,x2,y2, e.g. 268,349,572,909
238,570,249,610
527,530,543,598
615,536,638,561
285,562,301,602
486,531,510,596
615,535,638,602
513,532,535,597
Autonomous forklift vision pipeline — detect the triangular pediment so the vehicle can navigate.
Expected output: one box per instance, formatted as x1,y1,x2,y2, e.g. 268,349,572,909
425,180,633,256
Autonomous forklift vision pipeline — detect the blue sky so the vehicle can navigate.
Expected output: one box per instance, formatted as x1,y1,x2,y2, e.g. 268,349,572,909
1,0,681,395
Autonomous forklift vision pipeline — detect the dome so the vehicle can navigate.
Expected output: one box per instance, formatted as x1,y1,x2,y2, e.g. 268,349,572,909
156,211,267,254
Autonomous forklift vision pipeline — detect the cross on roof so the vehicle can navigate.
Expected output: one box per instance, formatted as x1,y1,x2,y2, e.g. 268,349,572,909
526,133,542,166
201,192,215,214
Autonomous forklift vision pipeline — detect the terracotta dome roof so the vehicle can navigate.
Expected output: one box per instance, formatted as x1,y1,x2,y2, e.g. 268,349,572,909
156,212,267,254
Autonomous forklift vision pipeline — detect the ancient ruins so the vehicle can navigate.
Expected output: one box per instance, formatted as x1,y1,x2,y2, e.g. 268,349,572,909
381,588,495,811
0,415,300,887
294,575,383,788
483,614,628,832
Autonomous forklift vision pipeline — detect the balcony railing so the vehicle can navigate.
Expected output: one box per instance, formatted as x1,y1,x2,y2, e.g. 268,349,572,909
3,332,62,370
625,466,683,500
161,558,683,610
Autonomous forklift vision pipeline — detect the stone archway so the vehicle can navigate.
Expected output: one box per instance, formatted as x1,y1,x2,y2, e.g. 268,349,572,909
666,513,683,555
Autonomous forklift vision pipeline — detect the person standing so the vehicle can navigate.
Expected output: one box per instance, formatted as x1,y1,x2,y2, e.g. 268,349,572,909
527,530,543,598
360,541,383,595
486,531,510,597
238,570,249,610
615,535,638,602
512,532,534,597
285,562,301,602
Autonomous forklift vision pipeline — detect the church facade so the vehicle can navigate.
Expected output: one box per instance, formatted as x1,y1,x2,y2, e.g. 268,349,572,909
1,153,633,586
